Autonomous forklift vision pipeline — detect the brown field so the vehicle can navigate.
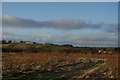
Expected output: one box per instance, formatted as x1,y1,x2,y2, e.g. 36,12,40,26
2,52,119,79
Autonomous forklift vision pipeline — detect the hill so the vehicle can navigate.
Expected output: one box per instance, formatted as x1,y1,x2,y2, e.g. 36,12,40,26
2,43,118,54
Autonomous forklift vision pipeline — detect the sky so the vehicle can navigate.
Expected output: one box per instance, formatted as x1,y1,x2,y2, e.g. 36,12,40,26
2,2,118,47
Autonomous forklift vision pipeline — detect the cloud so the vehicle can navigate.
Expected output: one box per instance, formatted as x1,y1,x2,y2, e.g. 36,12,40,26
2,31,118,47
2,15,42,28
45,32,118,47
2,15,117,33
2,31,44,42
43,19,103,30
102,23,118,33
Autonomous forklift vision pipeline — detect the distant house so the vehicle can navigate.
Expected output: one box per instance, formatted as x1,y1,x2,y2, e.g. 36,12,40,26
25,42,34,44
19,41,35,44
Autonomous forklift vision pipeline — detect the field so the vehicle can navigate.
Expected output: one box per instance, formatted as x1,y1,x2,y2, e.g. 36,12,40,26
2,52,119,79
1,43,119,79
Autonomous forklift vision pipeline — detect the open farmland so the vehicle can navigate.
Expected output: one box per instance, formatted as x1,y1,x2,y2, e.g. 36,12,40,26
1,43,119,79
2,2,119,80
2,51,119,79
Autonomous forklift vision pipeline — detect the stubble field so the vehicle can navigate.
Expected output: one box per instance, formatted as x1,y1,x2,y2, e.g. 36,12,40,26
2,52,119,80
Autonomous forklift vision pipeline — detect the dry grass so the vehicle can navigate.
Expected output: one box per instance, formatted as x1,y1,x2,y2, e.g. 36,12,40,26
2,52,119,78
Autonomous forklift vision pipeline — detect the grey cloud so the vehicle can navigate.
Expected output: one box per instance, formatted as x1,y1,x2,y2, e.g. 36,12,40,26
102,24,118,33
2,15,43,28
44,19,104,30
2,15,117,33
2,15,103,29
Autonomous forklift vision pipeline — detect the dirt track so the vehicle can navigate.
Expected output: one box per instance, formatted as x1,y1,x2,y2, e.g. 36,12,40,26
71,59,107,79
22,59,106,80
